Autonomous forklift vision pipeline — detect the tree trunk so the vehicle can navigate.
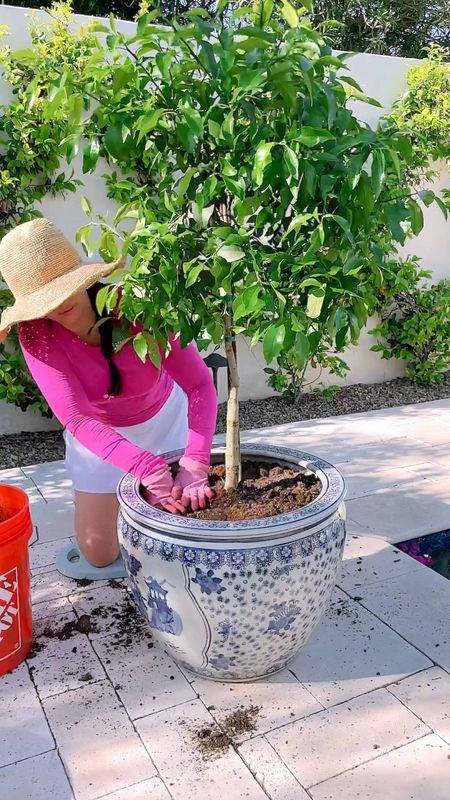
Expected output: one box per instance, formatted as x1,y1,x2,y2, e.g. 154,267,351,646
224,305,241,492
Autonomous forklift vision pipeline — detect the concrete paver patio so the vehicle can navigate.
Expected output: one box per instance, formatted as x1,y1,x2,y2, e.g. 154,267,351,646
1,399,449,799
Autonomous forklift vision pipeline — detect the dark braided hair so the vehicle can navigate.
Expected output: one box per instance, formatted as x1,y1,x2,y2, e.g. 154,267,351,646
87,282,122,397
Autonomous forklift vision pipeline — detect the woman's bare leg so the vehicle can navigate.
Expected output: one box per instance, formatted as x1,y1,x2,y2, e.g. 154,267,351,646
74,491,120,567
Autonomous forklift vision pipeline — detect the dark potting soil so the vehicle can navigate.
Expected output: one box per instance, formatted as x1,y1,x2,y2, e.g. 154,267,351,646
194,705,260,760
221,705,260,737
41,614,97,640
90,593,150,649
27,614,98,659
73,578,94,588
189,460,321,521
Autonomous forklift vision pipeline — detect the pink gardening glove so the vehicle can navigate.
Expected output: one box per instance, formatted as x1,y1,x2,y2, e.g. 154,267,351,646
141,466,186,515
171,456,215,512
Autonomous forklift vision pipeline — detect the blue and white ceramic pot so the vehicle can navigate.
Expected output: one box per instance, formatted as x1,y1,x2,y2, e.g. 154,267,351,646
117,443,346,682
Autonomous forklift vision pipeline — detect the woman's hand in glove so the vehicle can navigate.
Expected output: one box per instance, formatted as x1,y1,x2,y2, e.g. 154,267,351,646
171,456,215,512
141,466,186,514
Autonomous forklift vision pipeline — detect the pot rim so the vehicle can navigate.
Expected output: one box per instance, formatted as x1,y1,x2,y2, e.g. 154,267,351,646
118,442,346,542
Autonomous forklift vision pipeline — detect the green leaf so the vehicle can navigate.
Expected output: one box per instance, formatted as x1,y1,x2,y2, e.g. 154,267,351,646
66,140,79,164
234,196,262,224
192,203,214,227
96,285,110,315
112,67,131,93
418,189,435,207
75,225,93,257
234,285,264,321
263,324,286,362
305,223,325,256
252,142,275,186
340,76,382,107
281,0,299,28
434,196,448,220
217,245,245,262
136,109,166,142
208,119,222,140
181,107,204,139
306,288,325,319
408,199,424,235
82,138,100,173
299,277,323,289
106,33,118,50
385,202,410,245
347,153,365,190
316,54,345,68
327,307,348,337
220,158,237,177
238,24,276,41
283,145,298,178
185,7,210,18
387,147,401,181
293,332,310,370
284,212,314,237
185,263,204,287
356,173,374,215
343,255,364,275
326,214,355,246
371,150,386,200
261,0,275,24
144,332,162,369
200,40,218,77
238,68,266,93
89,21,110,33
81,196,92,216
298,127,334,147
133,332,148,363
324,84,338,127
104,124,129,161
178,167,198,198
396,135,413,163
352,298,368,329
98,231,121,262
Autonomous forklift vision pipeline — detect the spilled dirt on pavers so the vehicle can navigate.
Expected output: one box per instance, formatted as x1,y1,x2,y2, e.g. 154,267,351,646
28,580,152,659
193,705,261,761
27,614,97,658
89,591,152,649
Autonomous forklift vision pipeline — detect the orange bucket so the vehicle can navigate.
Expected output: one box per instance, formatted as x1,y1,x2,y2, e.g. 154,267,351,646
0,484,33,675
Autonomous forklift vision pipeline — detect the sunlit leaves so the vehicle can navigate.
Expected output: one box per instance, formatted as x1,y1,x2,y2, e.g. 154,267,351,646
21,0,440,406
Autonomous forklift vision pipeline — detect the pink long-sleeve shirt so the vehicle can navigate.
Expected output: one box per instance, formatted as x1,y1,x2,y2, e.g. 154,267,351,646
19,319,218,480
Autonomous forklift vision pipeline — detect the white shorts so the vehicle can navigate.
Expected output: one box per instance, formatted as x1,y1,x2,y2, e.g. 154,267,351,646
64,383,188,494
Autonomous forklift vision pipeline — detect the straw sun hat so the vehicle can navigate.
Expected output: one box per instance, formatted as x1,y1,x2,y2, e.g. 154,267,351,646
0,218,125,333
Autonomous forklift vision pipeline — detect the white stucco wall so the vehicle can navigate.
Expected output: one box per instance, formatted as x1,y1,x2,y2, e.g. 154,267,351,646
0,6,448,432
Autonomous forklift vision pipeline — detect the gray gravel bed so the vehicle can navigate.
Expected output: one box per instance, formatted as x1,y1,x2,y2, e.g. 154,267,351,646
216,374,450,433
0,375,448,470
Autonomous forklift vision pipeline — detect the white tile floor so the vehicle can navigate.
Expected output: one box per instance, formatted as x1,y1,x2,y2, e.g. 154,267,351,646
1,399,450,799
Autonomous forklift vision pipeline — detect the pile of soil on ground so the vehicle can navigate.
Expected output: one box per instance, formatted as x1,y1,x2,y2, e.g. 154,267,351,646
221,705,260,737
194,706,260,761
189,460,321,521
195,727,231,760
27,614,97,659
41,614,96,641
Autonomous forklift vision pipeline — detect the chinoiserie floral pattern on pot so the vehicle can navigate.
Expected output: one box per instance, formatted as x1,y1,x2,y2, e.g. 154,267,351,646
117,444,347,681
